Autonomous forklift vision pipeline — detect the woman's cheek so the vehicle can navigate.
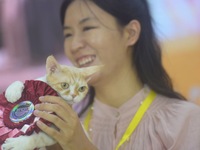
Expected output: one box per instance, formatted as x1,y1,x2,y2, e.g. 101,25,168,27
86,30,105,45
64,45,75,65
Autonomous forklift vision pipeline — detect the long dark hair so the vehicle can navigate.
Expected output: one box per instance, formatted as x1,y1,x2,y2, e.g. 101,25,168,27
60,0,185,116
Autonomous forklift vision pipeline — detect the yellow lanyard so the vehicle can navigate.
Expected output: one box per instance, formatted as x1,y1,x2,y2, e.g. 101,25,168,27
84,90,156,150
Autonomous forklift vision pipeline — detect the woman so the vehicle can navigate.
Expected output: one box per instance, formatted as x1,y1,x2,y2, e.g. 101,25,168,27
34,0,200,149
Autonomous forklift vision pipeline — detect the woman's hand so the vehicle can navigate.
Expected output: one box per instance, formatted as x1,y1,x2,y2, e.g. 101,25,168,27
34,95,97,150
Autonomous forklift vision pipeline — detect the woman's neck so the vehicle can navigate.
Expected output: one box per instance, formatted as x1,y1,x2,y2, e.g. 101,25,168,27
94,68,143,108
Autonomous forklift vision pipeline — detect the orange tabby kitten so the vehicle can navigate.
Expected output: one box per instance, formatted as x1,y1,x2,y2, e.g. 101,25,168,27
2,55,102,150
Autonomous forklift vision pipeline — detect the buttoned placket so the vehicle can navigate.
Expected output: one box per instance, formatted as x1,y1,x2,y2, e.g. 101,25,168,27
112,110,121,149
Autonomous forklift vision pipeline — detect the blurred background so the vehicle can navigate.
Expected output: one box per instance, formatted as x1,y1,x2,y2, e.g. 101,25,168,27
0,0,200,104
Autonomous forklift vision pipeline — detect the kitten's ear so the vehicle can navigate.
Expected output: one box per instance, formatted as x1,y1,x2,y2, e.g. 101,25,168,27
46,55,61,74
79,65,103,82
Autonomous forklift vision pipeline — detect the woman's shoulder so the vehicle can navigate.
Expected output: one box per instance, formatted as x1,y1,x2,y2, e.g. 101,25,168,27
148,93,200,125
147,94,200,149
151,93,200,116
142,86,200,116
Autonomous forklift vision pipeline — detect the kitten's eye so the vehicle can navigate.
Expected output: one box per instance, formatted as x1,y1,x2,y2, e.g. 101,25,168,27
61,82,69,89
78,86,87,92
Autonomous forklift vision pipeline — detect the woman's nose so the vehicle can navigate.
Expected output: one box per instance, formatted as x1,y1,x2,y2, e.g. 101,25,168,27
71,35,85,52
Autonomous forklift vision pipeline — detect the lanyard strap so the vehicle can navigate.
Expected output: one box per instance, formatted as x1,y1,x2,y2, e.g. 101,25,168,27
84,105,93,132
84,90,156,150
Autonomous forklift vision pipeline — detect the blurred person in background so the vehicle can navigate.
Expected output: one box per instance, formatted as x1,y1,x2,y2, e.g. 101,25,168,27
0,1,3,49
0,0,64,70
24,0,64,64
0,0,30,70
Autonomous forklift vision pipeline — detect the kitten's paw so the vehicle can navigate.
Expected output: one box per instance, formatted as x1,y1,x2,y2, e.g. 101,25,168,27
2,136,33,150
1,138,15,150
2,138,20,150
5,81,24,103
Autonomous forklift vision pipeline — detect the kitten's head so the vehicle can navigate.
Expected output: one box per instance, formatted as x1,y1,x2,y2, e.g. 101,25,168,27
46,55,102,105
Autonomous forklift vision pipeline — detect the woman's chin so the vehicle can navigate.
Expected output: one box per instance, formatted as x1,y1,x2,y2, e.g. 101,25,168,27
88,73,102,87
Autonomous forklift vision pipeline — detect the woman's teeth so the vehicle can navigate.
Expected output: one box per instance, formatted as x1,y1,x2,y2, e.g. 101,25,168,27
78,56,95,66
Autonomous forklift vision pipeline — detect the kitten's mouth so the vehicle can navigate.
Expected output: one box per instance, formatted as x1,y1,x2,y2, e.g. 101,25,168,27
77,55,96,67
60,95,74,105
66,100,74,105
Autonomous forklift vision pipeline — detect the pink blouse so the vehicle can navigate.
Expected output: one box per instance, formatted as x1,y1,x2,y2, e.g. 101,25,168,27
81,87,200,150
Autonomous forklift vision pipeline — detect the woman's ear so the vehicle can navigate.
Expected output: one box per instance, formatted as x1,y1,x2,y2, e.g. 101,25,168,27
125,20,141,46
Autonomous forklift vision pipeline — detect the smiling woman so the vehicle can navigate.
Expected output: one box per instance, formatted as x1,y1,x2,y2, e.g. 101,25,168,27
31,0,200,150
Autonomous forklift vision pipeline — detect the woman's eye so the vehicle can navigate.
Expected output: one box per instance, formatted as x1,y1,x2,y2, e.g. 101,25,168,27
61,82,69,89
83,26,97,32
64,33,72,39
78,86,87,92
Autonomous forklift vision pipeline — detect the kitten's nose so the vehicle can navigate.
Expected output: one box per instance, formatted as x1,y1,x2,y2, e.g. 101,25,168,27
72,94,76,98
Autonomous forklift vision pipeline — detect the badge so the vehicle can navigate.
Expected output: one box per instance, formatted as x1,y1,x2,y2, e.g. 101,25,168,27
9,101,34,123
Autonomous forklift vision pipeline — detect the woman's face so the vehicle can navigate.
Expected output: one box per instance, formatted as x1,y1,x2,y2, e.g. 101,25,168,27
64,0,132,85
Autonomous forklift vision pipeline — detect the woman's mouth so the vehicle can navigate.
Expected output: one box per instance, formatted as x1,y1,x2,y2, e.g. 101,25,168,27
77,55,96,67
